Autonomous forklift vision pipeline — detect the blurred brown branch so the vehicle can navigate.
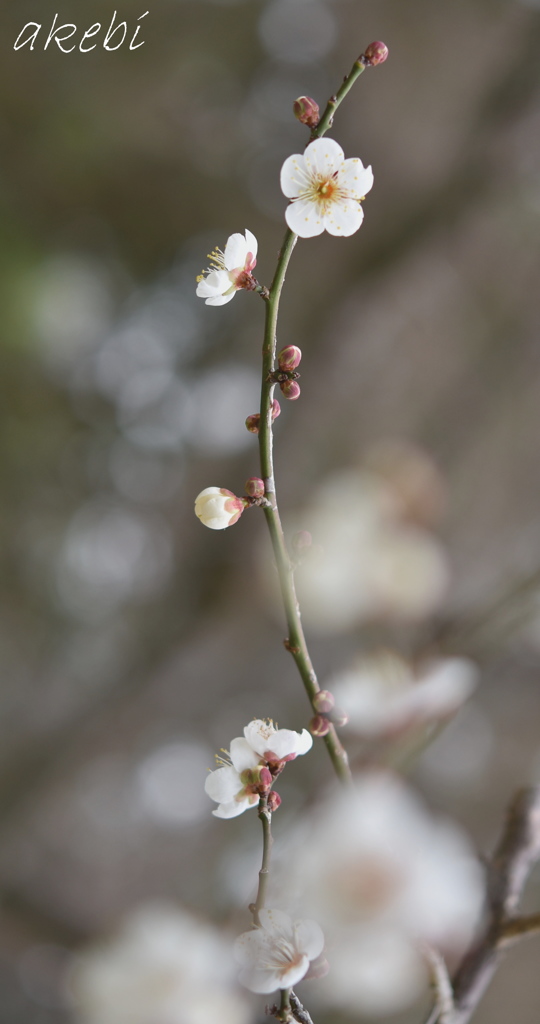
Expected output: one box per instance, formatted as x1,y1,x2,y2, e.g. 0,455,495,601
425,786,540,1024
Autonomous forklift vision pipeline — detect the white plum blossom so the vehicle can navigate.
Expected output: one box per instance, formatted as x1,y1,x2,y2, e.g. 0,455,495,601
205,721,313,818
332,652,478,737
234,909,324,994
280,137,373,238
244,718,313,763
294,468,449,632
205,737,271,819
196,230,258,305
194,486,246,530
66,904,251,1024
288,774,484,1015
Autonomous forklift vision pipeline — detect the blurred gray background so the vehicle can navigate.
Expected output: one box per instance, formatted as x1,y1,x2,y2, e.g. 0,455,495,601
1,0,540,1020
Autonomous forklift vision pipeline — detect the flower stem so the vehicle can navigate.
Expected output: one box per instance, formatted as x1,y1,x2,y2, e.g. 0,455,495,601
257,51,376,785
252,794,273,926
258,229,351,784
279,986,292,1022
312,56,368,139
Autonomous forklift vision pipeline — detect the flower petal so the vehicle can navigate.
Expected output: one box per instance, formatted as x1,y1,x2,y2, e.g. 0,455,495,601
244,229,258,261
223,233,249,272
276,955,310,990
196,269,232,298
213,798,253,819
285,199,325,238
324,198,364,237
238,966,283,994
293,918,325,960
230,737,261,772
264,728,312,760
280,154,311,199
205,766,242,803
304,137,345,179
340,159,374,199
244,720,276,757
258,909,295,942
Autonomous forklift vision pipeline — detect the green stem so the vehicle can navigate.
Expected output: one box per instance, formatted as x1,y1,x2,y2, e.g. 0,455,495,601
279,987,292,1022
252,794,273,926
257,53,375,786
312,56,368,139
258,230,351,785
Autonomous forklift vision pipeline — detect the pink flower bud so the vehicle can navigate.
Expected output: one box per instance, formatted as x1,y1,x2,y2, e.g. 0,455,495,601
330,706,349,728
245,413,260,434
309,714,331,737
272,399,281,419
259,766,273,790
313,690,335,714
280,380,301,401
293,96,320,128
363,41,389,65
245,477,265,498
267,790,282,812
277,345,302,372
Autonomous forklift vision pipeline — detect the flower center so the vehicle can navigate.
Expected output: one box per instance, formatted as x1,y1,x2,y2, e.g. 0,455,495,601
317,178,336,199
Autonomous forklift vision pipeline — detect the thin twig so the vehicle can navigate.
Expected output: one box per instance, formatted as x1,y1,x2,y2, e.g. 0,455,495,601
257,50,381,785
251,794,273,926
423,786,540,1024
290,989,316,1024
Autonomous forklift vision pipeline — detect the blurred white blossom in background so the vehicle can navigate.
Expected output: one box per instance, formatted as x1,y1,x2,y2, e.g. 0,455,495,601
331,651,478,738
67,905,251,1024
234,908,325,993
287,773,484,1015
295,464,449,632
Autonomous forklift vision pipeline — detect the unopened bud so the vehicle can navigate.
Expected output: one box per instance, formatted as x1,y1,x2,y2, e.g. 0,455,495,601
310,714,331,737
245,413,260,434
260,766,272,789
278,345,302,372
280,379,301,401
330,706,349,728
313,690,335,714
272,399,281,420
267,790,282,812
363,41,388,65
292,530,312,553
245,477,265,498
293,96,320,128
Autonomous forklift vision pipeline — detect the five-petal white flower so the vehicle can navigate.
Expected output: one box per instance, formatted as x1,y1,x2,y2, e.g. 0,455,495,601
280,138,373,238
196,230,258,305
234,909,324,994
205,721,313,819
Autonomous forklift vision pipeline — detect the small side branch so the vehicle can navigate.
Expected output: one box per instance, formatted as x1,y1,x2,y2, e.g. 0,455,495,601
423,786,540,1024
290,989,316,1024
251,795,273,926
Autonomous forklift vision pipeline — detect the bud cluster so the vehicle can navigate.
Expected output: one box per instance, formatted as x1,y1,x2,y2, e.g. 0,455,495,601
309,690,349,737
245,399,281,435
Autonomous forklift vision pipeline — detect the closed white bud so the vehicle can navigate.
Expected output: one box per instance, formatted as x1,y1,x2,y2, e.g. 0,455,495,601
194,487,246,530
